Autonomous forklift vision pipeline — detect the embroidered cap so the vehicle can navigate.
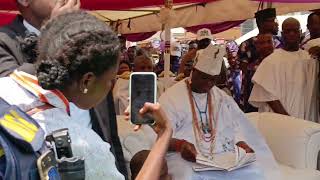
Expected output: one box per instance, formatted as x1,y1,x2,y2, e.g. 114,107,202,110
196,28,213,41
194,43,226,76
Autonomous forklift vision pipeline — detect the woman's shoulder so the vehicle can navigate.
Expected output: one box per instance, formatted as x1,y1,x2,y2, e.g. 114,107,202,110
0,77,40,111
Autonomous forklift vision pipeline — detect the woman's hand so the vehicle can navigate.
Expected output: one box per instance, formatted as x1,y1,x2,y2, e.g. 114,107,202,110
124,102,172,135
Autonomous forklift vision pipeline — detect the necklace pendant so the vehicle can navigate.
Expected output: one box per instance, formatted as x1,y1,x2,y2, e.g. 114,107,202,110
202,125,211,134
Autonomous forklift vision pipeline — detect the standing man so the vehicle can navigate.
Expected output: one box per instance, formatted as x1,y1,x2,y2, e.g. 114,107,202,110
249,18,318,122
301,12,320,49
238,8,280,112
301,11,320,48
244,33,274,107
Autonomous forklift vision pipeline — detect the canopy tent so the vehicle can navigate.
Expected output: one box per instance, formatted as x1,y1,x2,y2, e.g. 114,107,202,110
0,0,216,11
2,0,320,37
94,0,320,35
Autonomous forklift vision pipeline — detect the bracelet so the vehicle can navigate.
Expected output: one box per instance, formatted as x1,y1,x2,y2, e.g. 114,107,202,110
175,139,187,152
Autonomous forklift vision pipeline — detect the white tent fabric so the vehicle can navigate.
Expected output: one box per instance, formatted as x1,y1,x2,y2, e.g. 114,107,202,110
92,0,320,34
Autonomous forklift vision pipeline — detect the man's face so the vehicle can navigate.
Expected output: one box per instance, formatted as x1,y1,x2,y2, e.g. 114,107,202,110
197,39,211,50
183,60,193,77
191,68,217,93
28,0,56,21
189,43,198,51
282,21,301,47
134,59,153,72
261,17,279,35
254,34,274,59
127,47,136,60
308,14,320,39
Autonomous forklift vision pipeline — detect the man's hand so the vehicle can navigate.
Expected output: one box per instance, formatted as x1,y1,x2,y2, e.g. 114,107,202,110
236,141,254,153
51,0,81,18
309,46,320,61
267,100,289,116
180,141,197,162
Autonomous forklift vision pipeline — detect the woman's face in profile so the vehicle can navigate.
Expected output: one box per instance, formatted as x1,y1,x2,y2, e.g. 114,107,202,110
75,62,119,110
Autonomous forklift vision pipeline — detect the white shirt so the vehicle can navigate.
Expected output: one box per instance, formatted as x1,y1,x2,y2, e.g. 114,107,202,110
23,20,40,36
249,49,318,122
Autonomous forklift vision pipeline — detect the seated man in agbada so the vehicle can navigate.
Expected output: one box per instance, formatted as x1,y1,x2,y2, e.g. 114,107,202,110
159,43,280,180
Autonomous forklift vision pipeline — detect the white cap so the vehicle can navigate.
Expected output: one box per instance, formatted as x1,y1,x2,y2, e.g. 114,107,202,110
196,28,213,41
194,43,226,76
170,41,182,57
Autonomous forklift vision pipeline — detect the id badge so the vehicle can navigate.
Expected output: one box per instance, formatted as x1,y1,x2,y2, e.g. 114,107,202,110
37,150,60,180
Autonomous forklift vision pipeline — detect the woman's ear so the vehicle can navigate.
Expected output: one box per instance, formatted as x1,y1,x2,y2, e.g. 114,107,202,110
79,72,96,94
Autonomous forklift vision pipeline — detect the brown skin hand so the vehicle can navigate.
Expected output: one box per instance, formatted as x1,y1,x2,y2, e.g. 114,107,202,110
168,138,197,162
267,100,289,116
236,141,254,153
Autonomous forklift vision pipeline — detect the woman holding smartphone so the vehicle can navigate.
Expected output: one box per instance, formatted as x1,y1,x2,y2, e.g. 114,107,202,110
0,11,172,180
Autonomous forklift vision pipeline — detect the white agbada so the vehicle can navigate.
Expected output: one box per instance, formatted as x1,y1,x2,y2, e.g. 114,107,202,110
0,71,124,180
302,37,320,51
159,80,281,180
159,43,280,180
249,49,318,122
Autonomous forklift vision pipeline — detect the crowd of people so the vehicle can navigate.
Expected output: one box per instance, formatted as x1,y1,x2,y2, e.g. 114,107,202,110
0,0,318,179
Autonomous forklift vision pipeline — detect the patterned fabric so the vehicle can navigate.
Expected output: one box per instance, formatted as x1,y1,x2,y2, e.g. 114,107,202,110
238,35,282,64
238,35,282,112
226,41,242,107
0,71,124,180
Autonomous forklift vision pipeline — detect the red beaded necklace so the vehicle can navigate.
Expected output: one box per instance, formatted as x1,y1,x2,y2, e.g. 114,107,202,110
185,79,217,146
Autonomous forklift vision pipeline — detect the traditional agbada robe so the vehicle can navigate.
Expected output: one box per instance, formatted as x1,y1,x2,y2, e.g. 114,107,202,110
249,49,319,122
159,79,281,180
160,43,280,179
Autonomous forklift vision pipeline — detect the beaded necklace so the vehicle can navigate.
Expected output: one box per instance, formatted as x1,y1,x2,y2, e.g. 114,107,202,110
185,79,217,158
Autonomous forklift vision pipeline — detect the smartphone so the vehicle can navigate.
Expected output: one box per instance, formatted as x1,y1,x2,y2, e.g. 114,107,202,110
129,72,157,125
37,150,60,180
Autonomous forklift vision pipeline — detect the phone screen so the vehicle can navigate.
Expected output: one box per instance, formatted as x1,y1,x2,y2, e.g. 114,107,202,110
130,73,156,124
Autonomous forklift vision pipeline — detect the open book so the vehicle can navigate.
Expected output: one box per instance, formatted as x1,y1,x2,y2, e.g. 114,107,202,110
193,146,256,172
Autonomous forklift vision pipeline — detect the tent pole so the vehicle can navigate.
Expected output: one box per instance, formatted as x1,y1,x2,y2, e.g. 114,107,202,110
164,25,171,89
163,0,173,90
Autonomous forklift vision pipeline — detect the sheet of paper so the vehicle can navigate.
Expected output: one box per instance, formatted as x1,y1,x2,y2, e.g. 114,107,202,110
193,146,256,172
